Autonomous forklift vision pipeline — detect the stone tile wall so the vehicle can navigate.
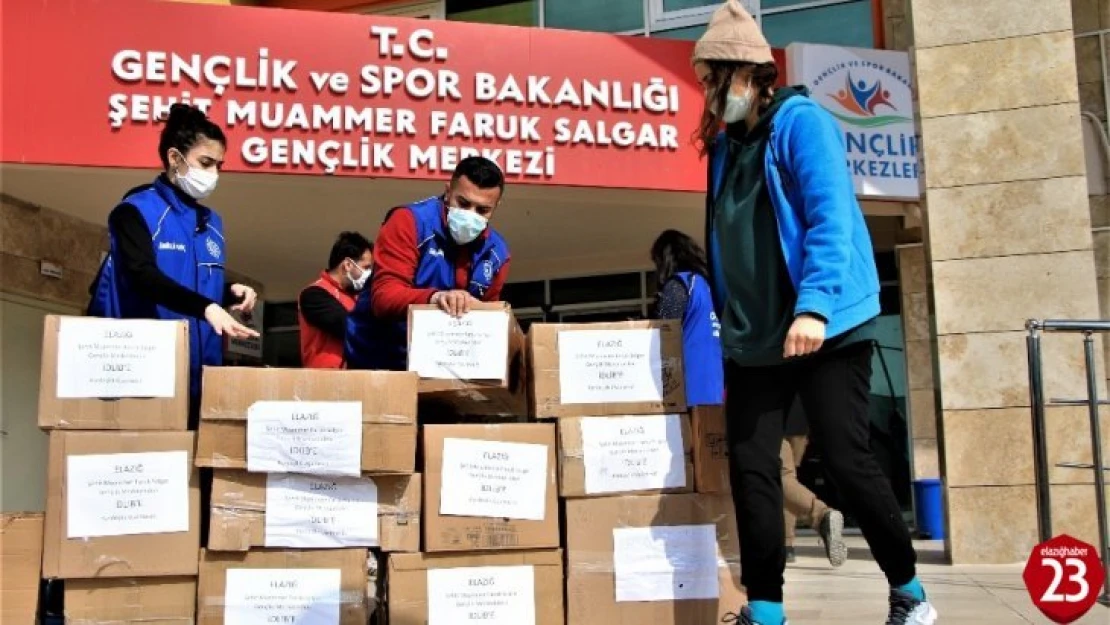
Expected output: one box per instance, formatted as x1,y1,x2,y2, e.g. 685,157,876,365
909,0,1107,563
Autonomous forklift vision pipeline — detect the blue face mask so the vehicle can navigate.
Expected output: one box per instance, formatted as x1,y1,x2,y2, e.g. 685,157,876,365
447,207,488,245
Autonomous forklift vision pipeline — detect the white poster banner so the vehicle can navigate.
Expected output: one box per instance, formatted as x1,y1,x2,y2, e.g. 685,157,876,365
557,329,663,404
246,401,363,477
439,438,548,520
56,317,178,398
786,43,919,200
581,415,686,494
265,474,379,548
408,309,510,381
427,565,536,625
66,450,189,538
613,524,720,602
224,568,342,625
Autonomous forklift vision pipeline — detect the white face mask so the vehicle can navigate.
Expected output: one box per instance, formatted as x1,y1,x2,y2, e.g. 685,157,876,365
447,207,489,245
172,152,219,200
721,84,754,124
347,261,371,291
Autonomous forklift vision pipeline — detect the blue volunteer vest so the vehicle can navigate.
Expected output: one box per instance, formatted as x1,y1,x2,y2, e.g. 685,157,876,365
88,177,226,402
345,196,510,371
675,271,724,406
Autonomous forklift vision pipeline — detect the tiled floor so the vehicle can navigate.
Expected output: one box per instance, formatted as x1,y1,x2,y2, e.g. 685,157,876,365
783,536,1110,624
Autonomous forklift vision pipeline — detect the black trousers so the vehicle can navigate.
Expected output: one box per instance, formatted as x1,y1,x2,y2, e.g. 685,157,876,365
724,341,916,602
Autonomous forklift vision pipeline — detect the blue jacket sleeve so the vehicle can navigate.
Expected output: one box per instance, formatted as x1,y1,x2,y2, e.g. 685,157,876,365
781,103,856,322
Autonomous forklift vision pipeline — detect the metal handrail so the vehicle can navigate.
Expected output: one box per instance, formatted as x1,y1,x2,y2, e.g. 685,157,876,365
1026,319,1110,607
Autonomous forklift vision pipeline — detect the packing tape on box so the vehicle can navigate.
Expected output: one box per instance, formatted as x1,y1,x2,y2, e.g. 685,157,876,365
69,619,194,625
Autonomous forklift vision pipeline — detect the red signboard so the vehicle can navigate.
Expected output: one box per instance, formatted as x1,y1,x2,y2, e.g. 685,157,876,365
0,0,767,192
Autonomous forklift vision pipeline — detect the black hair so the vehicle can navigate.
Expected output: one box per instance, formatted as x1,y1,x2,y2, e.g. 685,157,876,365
158,103,227,169
327,231,373,271
695,60,779,156
451,156,504,193
651,229,710,289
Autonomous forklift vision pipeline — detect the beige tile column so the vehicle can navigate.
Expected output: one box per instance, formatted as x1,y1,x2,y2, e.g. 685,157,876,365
897,244,939,479
909,0,1108,563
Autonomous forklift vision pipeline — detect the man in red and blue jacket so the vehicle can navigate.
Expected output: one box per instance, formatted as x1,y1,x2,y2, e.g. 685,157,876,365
345,156,511,371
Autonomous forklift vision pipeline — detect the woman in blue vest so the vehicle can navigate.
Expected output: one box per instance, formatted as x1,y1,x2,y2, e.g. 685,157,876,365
88,103,258,427
693,3,932,625
650,229,723,407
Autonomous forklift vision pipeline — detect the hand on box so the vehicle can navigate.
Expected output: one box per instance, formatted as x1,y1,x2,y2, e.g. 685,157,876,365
205,303,260,339
430,290,477,318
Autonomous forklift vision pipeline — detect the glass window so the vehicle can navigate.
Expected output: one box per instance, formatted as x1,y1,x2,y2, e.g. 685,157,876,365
762,0,873,48
263,329,302,368
263,301,299,330
661,0,718,11
550,272,643,306
654,24,707,39
502,280,546,309
544,0,644,33
448,0,537,26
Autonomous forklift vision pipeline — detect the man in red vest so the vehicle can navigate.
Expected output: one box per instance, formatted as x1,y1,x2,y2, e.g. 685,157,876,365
298,231,373,368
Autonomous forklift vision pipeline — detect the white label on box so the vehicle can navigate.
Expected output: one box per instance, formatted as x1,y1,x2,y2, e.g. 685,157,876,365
439,438,548,521
224,568,341,625
264,473,379,548
55,318,178,398
246,401,363,477
557,329,664,404
66,451,189,538
408,309,510,381
612,524,720,602
580,414,687,495
427,565,536,625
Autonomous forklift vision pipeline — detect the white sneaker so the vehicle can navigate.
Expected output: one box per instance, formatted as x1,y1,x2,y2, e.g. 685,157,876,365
885,589,938,625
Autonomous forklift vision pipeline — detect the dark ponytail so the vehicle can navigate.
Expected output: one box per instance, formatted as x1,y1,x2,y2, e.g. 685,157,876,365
158,103,226,169
651,229,710,290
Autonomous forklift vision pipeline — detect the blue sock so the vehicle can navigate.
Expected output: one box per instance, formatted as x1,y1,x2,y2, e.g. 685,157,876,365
749,601,785,625
897,577,926,601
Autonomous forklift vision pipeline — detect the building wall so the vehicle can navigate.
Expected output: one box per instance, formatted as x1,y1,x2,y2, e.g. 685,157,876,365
909,0,1108,564
0,194,264,308
1072,0,1110,392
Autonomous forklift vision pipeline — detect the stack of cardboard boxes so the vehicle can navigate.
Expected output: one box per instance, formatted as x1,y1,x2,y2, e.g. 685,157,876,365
530,320,745,624
10,303,744,625
194,366,420,624
37,315,200,624
386,303,563,625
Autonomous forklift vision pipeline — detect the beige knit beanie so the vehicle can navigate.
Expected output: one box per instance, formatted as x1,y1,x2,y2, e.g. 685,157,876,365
692,0,774,65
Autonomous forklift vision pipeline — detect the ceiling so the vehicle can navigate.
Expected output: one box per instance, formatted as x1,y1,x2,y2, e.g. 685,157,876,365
1,165,705,300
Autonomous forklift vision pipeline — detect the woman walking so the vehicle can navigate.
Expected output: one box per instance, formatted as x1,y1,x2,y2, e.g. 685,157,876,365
691,2,935,624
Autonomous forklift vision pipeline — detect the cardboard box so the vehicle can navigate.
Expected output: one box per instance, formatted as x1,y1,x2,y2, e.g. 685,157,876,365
64,577,196,625
1,513,44,625
565,494,745,624
388,550,564,625
209,470,421,553
691,405,730,494
38,315,189,430
423,423,559,552
528,320,687,419
196,367,418,474
558,414,694,498
43,431,200,579
408,303,529,417
198,548,369,625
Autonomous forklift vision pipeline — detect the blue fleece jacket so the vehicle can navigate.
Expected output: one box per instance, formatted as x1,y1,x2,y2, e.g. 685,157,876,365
707,94,880,341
